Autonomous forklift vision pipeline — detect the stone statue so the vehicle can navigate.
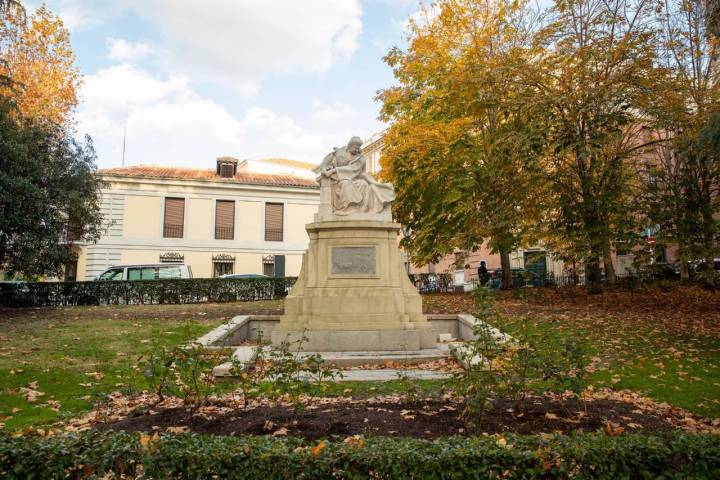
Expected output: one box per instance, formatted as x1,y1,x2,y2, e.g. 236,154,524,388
313,136,395,219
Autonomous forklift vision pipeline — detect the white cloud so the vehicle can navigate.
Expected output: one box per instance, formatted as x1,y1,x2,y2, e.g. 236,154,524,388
311,100,356,122
123,0,363,91
76,64,353,168
29,0,119,31
107,38,153,63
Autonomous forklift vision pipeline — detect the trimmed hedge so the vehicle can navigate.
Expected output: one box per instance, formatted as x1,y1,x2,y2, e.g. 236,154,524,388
0,277,297,308
1,431,719,479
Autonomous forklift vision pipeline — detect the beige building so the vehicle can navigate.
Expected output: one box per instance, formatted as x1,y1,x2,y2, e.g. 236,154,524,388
70,157,320,280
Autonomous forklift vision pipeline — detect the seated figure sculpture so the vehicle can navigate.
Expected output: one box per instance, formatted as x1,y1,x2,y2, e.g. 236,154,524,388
313,136,395,218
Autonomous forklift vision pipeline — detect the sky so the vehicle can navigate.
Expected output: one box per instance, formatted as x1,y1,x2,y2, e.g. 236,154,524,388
29,0,424,169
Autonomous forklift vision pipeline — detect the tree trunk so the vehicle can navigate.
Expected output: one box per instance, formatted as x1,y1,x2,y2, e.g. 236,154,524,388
586,258,603,294
678,247,689,280
500,250,512,289
602,239,616,285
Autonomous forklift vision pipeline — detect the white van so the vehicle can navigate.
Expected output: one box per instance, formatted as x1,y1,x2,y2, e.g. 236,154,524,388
95,264,193,281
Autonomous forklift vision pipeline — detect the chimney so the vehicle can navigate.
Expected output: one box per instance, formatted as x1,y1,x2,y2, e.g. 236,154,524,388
216,156,239,178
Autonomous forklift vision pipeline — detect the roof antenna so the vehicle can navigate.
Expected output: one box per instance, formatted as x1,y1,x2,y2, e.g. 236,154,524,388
121,117,127,167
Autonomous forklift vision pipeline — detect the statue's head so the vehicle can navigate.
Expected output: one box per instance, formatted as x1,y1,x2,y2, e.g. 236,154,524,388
347,136,363,155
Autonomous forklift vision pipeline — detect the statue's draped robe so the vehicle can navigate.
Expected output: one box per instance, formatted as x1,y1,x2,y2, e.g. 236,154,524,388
315,148,395,215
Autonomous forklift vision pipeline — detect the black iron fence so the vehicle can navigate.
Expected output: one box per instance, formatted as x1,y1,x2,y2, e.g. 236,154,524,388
0,277,297,308
407,273,454,293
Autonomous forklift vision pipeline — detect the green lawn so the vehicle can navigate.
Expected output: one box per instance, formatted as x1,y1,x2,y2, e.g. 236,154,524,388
0,302,281,430
0,287,718,431
493,287,720,419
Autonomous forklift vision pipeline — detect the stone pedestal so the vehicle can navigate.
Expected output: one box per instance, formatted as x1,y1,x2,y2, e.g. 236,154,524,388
272,220,434,351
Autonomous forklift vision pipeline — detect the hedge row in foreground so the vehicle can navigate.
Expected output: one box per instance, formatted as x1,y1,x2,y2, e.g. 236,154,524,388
1,431,719,479
0,277,297,307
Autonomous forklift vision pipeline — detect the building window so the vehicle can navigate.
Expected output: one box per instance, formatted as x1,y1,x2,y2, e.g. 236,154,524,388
264,203,284,242
262,255,275,277
163,197,185,238
213,254,235,277
262,254,285,277
215,200,235,240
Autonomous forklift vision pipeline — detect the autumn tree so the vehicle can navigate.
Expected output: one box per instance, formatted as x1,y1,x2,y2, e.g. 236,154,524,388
0,3,81,125
518,0,663,293
379,0,544,289
641,0,719,279
0,3,103,278
706,0,720,36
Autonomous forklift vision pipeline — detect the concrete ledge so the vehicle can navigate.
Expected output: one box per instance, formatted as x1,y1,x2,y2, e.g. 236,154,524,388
212,346,260,377
196,315,251,349
271,328,437,352
198,313,514,378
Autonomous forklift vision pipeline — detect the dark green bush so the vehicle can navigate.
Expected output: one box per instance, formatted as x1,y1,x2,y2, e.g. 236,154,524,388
0,277,297,307
1,430,719,479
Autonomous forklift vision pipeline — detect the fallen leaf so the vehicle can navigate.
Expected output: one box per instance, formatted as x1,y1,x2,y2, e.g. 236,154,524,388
262,420,275,432
311,441,326,457
164,426,187,434
272,427,288,436
604,421,624,436
343,435,365,449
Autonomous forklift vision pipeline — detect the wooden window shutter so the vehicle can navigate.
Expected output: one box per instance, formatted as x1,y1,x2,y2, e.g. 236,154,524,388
215,200,235,240
164,198,185,238
265,203,283,242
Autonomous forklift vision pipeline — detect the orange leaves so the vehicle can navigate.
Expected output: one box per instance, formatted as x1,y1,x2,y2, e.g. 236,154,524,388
0,4,81,124
604,421,625,436
310,440,326,457
139,431,160,452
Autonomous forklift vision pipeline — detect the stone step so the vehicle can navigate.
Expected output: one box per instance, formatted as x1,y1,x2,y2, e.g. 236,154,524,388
294,349,449,367
212,347,451,377
334,368,451,381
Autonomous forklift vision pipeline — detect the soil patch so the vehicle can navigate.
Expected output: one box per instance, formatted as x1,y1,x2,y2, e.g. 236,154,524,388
99,397,673,440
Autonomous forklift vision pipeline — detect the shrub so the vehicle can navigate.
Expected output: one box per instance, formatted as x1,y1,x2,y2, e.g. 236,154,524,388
0,277,297,307
140,340,226,413
450,288,589,428
1,430,719,479
260,332,342,415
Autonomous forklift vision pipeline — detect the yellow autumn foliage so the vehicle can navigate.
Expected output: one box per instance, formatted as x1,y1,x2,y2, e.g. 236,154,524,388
0,4,81,124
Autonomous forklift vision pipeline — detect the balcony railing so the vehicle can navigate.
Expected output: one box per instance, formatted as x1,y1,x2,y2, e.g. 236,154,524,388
265,227,283,242
163,223,184,238
215,226,234,240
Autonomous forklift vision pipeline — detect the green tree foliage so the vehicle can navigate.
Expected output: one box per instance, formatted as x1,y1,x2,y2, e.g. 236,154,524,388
381,0,720,293
0,99,103,278
378,0,544,288
522,0,663,293
641,0,719,279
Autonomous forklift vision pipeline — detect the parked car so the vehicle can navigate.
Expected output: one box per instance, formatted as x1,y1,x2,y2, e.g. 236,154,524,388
219,274,268,279
95,264,193,281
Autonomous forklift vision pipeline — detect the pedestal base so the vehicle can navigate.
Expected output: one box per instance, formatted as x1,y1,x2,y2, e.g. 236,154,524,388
274,220,430,352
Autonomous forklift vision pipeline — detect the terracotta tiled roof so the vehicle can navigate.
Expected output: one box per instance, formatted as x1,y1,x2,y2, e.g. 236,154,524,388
256,158,318,171
99,165,319,189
